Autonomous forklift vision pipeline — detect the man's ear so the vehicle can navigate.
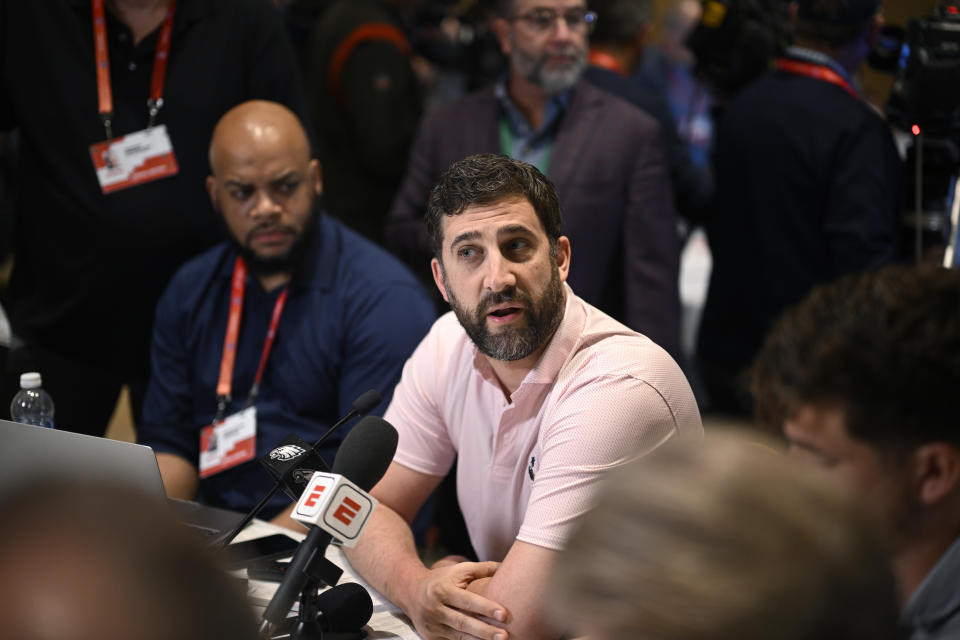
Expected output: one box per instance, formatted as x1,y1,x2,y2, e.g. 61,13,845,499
310,159,323,196
431,257,449,303
206,175,217,208
555,236,571,283
912,443,960,505
493,17,512,56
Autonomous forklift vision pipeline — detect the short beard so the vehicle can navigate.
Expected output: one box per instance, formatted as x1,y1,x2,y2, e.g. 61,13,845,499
226,207,317,279
510,37,586,94
445,264,566,361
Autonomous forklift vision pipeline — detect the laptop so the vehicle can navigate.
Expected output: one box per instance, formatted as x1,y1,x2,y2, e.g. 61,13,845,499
0,418,244,536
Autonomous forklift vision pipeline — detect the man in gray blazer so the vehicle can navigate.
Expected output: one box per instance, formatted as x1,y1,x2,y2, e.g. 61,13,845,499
386,0,682,358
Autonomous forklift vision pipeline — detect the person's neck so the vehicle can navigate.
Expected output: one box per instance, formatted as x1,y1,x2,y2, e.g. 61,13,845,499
257,272,292,293
485,345,545,402
792,36,866,75
507,68,550,131
107,0,171,45
890,529,960,607
590,43,639,75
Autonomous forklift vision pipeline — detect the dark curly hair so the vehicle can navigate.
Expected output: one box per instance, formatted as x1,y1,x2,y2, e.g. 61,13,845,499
751,265,960,451
425,154,563,262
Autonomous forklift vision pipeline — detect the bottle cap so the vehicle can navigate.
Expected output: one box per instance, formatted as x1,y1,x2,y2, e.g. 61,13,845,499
19,372,42,389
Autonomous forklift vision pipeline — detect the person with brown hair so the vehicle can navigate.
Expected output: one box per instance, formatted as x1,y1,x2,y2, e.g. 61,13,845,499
346,153,701,640
752,264,960,639
548,430,901,640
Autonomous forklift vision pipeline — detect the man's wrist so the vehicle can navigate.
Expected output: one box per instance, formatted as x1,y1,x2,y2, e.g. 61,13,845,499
391,561,432,615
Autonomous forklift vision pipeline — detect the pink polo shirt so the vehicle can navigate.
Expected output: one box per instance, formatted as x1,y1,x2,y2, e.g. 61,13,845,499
384,285,702,561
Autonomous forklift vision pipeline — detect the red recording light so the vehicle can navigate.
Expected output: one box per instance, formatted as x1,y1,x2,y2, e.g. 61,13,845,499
949,5,959,13
912,124,921,135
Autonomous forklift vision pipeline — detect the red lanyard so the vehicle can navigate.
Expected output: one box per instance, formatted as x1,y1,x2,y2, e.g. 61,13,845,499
774,58,857,99
91,0,177,140
588,50,627,76
215,257,289,422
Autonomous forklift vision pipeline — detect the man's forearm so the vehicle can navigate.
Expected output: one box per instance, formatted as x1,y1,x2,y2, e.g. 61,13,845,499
156,452,199,500
344,502,429,613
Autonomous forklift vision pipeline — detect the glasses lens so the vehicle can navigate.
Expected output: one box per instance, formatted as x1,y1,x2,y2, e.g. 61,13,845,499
519,7,593,32
527,8,557,30
563,8,587,29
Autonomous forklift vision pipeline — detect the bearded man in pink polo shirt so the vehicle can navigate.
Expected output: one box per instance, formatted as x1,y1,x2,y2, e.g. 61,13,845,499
345,153,702,640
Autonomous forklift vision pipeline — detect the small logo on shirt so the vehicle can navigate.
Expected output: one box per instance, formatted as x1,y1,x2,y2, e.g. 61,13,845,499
528,456,536,481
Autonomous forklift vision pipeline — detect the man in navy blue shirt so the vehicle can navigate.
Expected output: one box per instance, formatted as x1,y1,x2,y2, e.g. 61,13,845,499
138,100,435,524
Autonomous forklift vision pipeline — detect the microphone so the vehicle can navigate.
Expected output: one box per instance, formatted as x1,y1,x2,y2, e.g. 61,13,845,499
271,583,373,640
259,434,330,502
316,583,374,634
211,390,382,550
259,415,398,638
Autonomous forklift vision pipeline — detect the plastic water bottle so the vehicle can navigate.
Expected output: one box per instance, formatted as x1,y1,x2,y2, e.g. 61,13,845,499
10,372,55,428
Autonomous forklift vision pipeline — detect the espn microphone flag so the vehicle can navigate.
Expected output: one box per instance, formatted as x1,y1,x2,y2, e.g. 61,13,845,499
292,472,378,547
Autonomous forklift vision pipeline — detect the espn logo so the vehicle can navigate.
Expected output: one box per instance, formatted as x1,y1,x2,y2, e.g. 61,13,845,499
292,472,378,547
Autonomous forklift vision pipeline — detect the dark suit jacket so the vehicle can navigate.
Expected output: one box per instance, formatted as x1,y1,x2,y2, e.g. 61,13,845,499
386,79,682,357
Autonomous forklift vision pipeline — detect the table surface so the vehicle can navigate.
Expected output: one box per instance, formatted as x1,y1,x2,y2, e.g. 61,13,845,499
234,521,422,639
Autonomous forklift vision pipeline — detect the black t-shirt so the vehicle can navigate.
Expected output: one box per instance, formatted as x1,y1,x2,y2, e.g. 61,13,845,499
0,0,308,378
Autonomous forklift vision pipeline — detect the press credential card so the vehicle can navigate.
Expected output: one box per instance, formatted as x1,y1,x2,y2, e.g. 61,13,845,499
89,124,179,194
199,406,257,479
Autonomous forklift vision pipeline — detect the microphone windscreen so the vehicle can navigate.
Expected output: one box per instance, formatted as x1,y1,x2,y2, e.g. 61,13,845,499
316,583,373,632
331,416,398,491
351,389,382,416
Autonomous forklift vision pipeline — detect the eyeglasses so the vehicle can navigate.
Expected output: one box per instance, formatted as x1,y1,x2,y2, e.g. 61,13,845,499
511,7,598,34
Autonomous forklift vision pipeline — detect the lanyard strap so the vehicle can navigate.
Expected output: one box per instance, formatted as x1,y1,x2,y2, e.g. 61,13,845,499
215,257,289,423
774,58,857,99
588,50,627,76
91,0,177,139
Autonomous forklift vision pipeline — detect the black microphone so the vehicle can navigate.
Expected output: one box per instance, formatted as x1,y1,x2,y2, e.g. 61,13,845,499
211,390,382,549
316,583,374,634
259,416,398,638
271,582,373,640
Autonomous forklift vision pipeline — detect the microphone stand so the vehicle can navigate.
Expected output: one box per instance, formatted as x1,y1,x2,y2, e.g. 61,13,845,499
268,580,365,640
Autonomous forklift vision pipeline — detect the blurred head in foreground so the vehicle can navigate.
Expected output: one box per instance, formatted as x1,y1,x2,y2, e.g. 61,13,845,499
0,482,258,640
548,431,900,640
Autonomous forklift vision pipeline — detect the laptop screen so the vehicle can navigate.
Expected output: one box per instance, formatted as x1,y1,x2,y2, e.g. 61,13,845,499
0,419,167,501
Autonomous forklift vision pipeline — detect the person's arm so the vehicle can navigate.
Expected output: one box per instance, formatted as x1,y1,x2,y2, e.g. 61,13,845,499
156,452,199,500
384,114,441,284
624,119,683,358
139,273,205,493
335,278,435,421
823,117,901,275
346,462,509,640
463,541,559,640
242,0,310,133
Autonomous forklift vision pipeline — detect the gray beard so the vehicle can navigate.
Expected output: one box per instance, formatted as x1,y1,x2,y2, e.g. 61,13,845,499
511,44,586,94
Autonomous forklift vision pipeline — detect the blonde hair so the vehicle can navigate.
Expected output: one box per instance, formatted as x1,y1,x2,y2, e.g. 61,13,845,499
548,431,899,640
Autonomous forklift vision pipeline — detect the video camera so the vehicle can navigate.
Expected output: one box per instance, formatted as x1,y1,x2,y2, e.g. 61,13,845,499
870,2,960,264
